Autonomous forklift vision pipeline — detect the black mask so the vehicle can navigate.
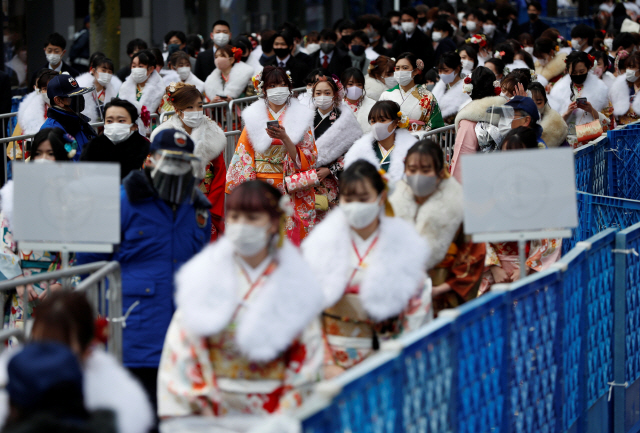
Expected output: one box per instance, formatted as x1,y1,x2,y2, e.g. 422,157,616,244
69,95,85,114
341,35,353,45
273,48,291,59
350,45,365,56
418,17,428,26
528,13,538,21
571,73,588,85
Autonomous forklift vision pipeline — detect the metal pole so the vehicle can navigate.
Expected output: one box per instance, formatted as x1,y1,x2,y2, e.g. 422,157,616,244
518,239,526,280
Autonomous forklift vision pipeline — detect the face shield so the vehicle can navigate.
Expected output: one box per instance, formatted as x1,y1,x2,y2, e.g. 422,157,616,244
68,85,95,117
475,105,516,151
148,150,202,205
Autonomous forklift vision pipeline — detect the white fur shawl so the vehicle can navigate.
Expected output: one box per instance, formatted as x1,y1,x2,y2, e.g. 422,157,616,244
84,349,154,433
609,74,634,116
432,79,472,120
535,52,567,82
150,114,226,178
454,96,506,130
389,177,463,270
204,61,254,100
17,91,46,135
540,103,568,148
301,209,430,321
632,87,640,115
602,71,616,89
241,97,315,154
548,73,610,115
183,72,205,93
364,75,387,101
343,128,418,188
160,69,180,87
316,103,363,167
118,70,166,114
76,72,122,123
355,96,376,133
505,59,529,73
175,238,324,362
0,182,13,231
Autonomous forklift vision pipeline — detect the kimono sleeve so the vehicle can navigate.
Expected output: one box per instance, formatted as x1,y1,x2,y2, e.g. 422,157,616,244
485,243,501,267
450,120,478,183
526,238,562,272
0,216,22,280
402,277,433,333
225,128,257,194
158,310,217,417
292,127,318,172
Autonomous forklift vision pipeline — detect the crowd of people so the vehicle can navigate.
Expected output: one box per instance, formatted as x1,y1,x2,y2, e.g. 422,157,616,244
0,1,635,431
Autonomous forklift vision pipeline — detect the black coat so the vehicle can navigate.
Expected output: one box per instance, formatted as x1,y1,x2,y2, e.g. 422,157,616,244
310,49,352,78
504,20,522,40
116,65,130,82
80,132,150,180
434,37,458,65
0,71,12,115
391,29,435,71
29,62,79,89
523,19,550,40
194,49,216,82
266,55,311,89
295,51,313,67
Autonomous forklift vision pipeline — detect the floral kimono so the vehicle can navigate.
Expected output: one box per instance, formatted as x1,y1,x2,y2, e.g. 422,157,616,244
302,209,432,369
479,238,562,295
379,84,445,131
158,238,324,417
226,98,317,245
610,74,640,125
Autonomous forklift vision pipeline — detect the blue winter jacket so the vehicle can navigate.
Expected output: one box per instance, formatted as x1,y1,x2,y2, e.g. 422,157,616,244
76,170,211,368
41,107,97,161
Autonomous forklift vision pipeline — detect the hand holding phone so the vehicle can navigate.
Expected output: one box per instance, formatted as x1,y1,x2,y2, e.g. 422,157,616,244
576,97,587,105
267,120,280,130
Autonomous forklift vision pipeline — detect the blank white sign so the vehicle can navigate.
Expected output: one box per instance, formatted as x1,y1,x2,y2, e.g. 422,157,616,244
12,162,120,246
461,148,578,234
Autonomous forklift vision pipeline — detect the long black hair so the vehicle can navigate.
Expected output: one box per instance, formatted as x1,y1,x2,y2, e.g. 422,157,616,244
340,160,386,196
31,128,71,161
396,52,425,85
470,66,497,100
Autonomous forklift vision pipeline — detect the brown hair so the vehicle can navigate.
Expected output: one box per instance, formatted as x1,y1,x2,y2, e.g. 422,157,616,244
259,66,293,100
215,45,242,62
165,82,203,111
226,180,283,222
625,52,640,70
368,55,396,81
36,69,59,89
169,51,190,68
312,75,341,107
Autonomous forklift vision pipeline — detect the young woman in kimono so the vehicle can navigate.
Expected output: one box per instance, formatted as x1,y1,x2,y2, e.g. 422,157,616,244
533,37,568,91
431,52,472,124
204,45,255,101
379,52,445,131
344,101,418,188
118,50,165,118
311,74,362,221
151,83,227,240
479,128,562,294
390,140,485,315
342,67,376,133
609,53,640,125
302,161,432,377
158,180,324,417
364,55,396,101
0,128,76,344
225,66,318,245
529,82,569,148
77,55,122,123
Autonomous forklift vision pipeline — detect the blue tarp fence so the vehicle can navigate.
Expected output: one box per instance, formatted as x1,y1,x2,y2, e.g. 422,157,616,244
299,123,640,433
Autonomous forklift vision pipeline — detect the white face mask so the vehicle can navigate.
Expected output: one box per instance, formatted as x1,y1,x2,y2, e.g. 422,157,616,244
394,70,414,86
626,69,639,83
46,53,61,66
440,71,456,84
371,121,395,141
571,39,582,50
384,76,398,89
457,12,465,21
401,22,416,34
461,59,474,71
182,111,204,128
524,47,534,55
266,87,290,105
96,72,113,86
341,199,381,229
130,67,149,84
33,158,54,164
306,43,321,54
483,24,496,36
466,21,477,32
346,86,363,100
314,95,333,110
406,174,438,197
213,33,230,47
392,24,402,31
177,66,191,81
226,223,270,257
104,123,134,144
604,38,614,51
498,116,512,138
431,31,443,42
37,89,50,106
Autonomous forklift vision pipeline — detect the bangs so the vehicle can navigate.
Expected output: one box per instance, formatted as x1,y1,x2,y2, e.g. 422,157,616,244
368,100,400,123
225,181,282,218
340,178,370,196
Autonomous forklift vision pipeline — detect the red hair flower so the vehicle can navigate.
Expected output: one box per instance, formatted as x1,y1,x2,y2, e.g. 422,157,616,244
464,76,472,84
494,86,501,96
94,316,109,345
140,106,151,128
230,46,243,62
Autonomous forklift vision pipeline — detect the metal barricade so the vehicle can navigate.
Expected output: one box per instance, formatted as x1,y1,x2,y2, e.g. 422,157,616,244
224,130,241,166
159,101,229,129
0,112,18,138
227,95,259,132
419,124,456,164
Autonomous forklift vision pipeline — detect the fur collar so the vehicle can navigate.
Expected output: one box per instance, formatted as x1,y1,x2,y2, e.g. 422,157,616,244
506,60,529,73
204,61,254,100
315,103,363,166
160,69,180,87
122,170,211,209
389,177,463,270
183,72,204,93
84,349,154,433
343,129,417,188
175,237,324,362
118,70,166,113
76,72,122,123
150,115,226,178
609,74,633,116
241,97,315,154
632,86,640,115
17,91,47,135
548,73,610,115
301,209,430,321
355,96,376,133
454,96,506,130
540,104,568,147
0,181,14,232
364,75,387,101
432,79,472,119
535,52,567,81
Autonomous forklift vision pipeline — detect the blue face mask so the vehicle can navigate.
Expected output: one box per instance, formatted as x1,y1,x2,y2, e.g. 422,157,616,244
350,45,365,56
167,44,180,55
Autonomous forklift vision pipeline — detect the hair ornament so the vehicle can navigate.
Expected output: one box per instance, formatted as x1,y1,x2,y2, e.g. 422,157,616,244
492,80,501,96
416,59,425,71
466,34,487,47
397,110,410,128
494,50,505,60
62,133,78,159
230,46,243,62
463,75,473,94
252,71,264,96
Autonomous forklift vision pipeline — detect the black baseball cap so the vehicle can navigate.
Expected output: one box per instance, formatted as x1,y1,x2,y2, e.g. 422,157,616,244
47,73,94,101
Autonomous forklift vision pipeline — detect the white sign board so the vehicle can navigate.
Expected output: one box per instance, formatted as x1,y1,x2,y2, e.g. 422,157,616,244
461,148,578,236
12,162,120,251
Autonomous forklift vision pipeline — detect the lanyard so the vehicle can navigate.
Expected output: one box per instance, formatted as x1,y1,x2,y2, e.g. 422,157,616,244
346,235,379,288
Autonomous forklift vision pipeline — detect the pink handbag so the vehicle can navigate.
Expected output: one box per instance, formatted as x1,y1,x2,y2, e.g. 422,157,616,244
284,169,320,193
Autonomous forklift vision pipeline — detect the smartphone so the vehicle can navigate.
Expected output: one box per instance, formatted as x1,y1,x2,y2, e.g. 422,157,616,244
267,120,280,129
576,97,587,104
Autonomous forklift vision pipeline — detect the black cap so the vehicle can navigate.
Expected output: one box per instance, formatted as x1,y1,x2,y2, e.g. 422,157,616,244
150,129,196,157
47,73,94,101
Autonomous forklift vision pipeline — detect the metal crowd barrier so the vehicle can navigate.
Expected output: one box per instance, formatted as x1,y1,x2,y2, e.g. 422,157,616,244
421,124,456,164
0,261,123,361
